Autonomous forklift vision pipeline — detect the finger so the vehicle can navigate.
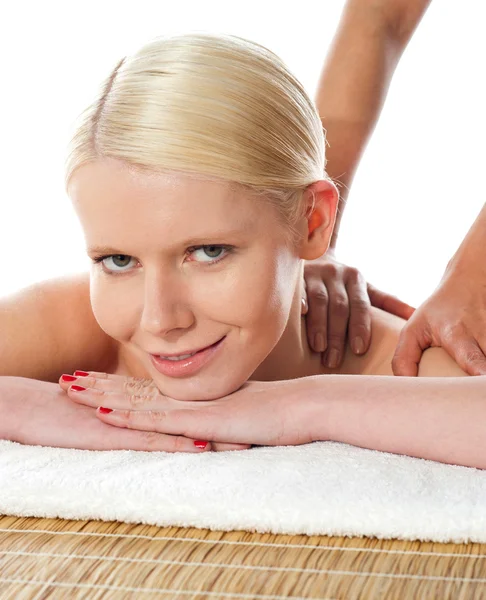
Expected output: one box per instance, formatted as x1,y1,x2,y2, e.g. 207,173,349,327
105,426,212,453
60,373,160,399
99,408,250,451
322,280,349,369
345,271,372,355
301,295,309,315
66,384,165,411
96,406,217,441
367,284,415,320
212,442,253,451
59,371,128,392
392,325,430,376
439,332,486,376
305,280,329,353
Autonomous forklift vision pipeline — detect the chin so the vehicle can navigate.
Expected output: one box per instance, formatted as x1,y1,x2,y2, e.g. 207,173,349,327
153,373,246,402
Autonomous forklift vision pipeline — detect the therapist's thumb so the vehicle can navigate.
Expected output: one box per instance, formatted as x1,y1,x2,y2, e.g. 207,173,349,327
392,325,428,376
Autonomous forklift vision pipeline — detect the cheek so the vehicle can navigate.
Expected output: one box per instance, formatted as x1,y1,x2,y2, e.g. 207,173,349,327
195,252,297,333
89,272,137,341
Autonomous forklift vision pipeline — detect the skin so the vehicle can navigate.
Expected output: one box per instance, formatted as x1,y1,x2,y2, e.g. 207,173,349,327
0,153,469,458
69,158,342,402
67,157,466,402
2,3,481,456
305,0,431,366
308,0,486,377
392,203,486,376
53,156,480,466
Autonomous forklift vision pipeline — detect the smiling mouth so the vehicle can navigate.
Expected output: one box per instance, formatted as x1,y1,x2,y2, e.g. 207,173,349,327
152,337,224,360
150,337,226,378
158,351,198,361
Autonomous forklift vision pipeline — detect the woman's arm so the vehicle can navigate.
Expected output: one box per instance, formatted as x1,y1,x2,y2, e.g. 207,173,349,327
0,274,117,382
309,374,486,469
62,369,486,468
0,375,243,452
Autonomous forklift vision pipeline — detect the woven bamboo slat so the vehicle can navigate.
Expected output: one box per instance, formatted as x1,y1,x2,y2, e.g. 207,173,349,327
1,515,485,599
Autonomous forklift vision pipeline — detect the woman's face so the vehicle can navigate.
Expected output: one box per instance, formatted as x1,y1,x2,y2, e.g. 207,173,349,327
69,159,303,400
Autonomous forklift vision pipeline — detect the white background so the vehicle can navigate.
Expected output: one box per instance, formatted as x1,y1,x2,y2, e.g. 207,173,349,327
0,0,484,307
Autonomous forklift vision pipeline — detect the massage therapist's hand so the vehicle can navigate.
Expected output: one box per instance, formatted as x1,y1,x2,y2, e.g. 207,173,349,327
60,372,317,447
0,376,245,453
392,261,486,377
304,250,414,368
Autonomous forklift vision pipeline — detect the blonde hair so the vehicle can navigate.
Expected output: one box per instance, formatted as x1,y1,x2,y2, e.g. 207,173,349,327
66,33,327,228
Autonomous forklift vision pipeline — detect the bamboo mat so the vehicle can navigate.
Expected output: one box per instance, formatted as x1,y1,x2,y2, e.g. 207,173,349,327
1,515,485,599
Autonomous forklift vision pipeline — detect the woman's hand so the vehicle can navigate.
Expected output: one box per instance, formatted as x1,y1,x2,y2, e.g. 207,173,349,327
60,372,317,447
1,375,248,452
304,251,414,368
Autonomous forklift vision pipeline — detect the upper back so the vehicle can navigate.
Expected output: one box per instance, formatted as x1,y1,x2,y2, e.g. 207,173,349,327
338,307,468,378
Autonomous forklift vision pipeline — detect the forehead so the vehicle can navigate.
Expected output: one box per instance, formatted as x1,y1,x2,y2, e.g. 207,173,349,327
69,159,279,248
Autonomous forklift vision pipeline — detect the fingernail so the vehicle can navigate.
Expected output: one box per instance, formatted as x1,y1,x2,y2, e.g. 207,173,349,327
74,370,90,377
71,385,86,392
194,441,208,449
326,349,340,369
99,407,113,414
314,333,326,353
353,336,365,355
61,374,77,382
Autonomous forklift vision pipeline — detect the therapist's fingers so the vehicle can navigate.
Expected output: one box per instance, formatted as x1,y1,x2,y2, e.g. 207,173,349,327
321,279,349,369
437,327,486,376
305,277,329,353
391,323,429,376
368,283,415,320
393,310,486,376
345,269,372,355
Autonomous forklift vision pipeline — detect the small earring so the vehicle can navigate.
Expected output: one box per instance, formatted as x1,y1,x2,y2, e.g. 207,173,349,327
301,296,308,315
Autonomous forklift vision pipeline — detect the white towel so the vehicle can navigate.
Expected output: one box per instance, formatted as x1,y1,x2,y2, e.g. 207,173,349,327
1,439,485,543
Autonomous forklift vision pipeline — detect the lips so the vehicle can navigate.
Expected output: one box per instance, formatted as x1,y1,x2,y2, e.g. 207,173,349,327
150,336,225,378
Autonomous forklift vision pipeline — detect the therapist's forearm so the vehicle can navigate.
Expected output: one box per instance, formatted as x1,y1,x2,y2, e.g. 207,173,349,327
446,203,486,275
316,0,431,248
308,374,486,469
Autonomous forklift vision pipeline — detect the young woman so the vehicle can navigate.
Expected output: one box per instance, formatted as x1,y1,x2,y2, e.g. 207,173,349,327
1,33,485,468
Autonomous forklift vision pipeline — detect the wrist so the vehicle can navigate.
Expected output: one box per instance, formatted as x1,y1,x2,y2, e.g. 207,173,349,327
0,376,25,441
0,377,19,441
444,203,486,278
293,375,334,443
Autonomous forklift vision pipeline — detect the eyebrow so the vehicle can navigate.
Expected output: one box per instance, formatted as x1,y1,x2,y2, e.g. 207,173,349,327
87,246,126,256
86,229,252,256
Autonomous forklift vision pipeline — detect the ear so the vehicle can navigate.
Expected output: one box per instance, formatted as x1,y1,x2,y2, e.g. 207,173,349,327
297,179,338,260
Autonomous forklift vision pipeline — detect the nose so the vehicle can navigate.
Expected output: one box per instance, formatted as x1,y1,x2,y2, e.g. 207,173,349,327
140,269,195,337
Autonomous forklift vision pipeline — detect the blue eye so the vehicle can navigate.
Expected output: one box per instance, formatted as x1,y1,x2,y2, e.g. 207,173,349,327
190,245,230,263
93,255,136,273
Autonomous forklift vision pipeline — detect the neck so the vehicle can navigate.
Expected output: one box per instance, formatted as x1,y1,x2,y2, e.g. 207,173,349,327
250,278,334,382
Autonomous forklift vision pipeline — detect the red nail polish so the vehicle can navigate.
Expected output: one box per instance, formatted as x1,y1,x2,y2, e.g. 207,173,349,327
194,441,208,449
74,370,90,377
71,385,86,392
61,374,77,382
99,407,113,414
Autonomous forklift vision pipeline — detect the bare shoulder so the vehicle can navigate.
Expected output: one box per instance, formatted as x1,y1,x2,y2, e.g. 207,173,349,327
340,307,404,375
0,273,120,381
345,306,468,377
